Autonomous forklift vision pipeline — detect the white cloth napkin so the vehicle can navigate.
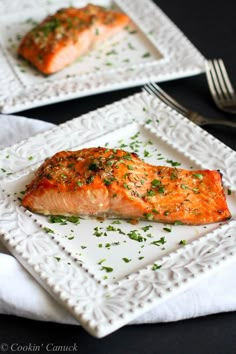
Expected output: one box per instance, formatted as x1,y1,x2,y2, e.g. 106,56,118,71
0,114,236,325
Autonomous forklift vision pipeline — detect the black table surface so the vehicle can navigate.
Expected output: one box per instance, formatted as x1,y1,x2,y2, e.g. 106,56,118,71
1,0,236,353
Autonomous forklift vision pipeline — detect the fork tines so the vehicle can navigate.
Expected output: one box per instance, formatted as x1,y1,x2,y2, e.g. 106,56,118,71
205,58,236,113
143,83,188,117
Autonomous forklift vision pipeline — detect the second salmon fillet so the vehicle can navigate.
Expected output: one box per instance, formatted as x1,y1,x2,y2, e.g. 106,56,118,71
21,147,231,225
18,4,130,74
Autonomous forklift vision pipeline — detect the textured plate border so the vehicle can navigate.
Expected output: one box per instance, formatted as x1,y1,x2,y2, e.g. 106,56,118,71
0,0,205,113
0,92,236,338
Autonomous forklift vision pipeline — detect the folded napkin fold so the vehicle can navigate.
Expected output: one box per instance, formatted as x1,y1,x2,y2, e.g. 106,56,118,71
0,114,236,325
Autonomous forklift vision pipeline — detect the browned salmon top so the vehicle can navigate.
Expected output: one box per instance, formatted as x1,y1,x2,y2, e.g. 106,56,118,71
21,147,231,225
18,4,130,74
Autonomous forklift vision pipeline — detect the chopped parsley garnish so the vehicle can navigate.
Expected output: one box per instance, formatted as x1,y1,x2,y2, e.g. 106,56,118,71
170,172,178,180
174,220,184,225
43,227,55,234
86,175,94,184
166,160,181,167
142,52,151,58
147,190,155,196
66,216,80,224
122,258,131,263
152,263,162,271
141,225,153,232
98,258,106,265
49,216,67,225
101,266,113,273
151,179,161,187
143,212,154,220
192,173,203,180
67,236,74,240
128,230,146,242
179,239,187,245
106,225,117,232
88,162,98,171
158,186,165,194
77,181,84,187
151,237,166,246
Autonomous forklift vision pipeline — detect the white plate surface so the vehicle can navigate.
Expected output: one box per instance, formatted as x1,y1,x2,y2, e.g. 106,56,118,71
0,0,205,113
0,92,236,337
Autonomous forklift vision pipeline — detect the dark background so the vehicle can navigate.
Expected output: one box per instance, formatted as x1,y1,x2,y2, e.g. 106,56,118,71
1,0,236,353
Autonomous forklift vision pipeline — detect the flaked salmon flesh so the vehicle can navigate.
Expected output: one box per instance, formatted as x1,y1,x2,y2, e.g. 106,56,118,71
21,147,231,225
18,4,130,74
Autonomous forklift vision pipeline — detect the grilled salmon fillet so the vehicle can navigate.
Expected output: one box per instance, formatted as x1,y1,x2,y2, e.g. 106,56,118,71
21,147,231,225
18,4,130,74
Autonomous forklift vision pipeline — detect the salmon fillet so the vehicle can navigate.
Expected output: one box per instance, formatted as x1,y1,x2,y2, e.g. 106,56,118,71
18,4,130,74
21,147,231,225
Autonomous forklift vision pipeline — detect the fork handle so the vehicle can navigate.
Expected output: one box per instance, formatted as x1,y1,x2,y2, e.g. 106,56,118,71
188,112,236,128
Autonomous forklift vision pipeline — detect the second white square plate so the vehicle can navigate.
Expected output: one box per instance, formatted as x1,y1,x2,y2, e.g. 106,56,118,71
0,0,205,113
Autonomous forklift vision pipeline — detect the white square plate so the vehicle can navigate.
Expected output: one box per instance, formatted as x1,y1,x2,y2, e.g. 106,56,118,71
0,92,236,337
0,0,205,113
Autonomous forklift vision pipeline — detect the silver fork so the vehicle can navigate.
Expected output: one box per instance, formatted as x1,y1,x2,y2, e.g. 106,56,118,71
143,83,236,128
205,59,236,114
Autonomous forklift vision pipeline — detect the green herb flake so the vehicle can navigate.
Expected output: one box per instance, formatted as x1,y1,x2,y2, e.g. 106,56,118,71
43,227,55,234
54,257,61,262
144,150,151,157
151,179,161,187
48,215,67,225
122,257,131,263
67,236,74,240
228,189,232,195
192,173,204,180
88,162,98,171
66,216,80,224
174,220,184,226
170,172,178,180
151,237,166,246
158,186,165,194
101,266,113,273
86,175,94,184
128,42,135,50
163,227,171,232
152,263,162,271
128,230,146,242
141,225,153,232
98,258,106,265
77,181,84,187
143,212,154,220
179,239,187,245
106,225,117,232
147,190,155,197
127,164,134,170
142,52,151,58
166,160,181,167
